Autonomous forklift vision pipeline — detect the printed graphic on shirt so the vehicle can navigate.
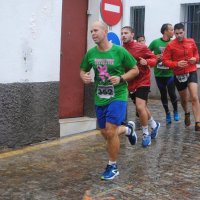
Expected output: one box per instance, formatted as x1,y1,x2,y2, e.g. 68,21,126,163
97,65,110,82
95,59,114,99
157,47,169,69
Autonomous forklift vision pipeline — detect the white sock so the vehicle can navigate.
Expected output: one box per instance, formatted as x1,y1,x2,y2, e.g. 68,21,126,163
148,116,157,129
142,126,149,135
108,160,117,166
125,127,131,135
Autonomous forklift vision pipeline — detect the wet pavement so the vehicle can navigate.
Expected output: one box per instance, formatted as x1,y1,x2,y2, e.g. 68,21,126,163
0,99,200,200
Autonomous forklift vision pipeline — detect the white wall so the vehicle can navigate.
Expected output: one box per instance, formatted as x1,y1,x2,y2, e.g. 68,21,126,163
126,0,200,45
0,0,62,83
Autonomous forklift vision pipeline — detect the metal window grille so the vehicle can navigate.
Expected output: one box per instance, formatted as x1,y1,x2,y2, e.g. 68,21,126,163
130,6,145,39
181,3,200,54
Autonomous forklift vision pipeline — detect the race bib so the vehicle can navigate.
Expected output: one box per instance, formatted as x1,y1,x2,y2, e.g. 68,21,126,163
176,73,189,82
97,85,114,99
157,62,169,69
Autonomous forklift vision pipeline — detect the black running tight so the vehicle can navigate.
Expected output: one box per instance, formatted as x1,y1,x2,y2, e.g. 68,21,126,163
155,76,178,114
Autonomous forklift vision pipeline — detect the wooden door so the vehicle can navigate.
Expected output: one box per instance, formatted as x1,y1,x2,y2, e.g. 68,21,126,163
59,0,88,118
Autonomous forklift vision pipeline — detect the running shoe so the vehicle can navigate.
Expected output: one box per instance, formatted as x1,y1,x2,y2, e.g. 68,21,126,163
126,121,137,145
151,122,160,139
184,112,191,127
166,113,172,124
101,164,119,180
195,122,200,131
142,134,151,147
174,111,180,121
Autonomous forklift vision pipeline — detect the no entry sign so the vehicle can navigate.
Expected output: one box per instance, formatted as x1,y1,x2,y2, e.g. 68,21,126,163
100,0,123,26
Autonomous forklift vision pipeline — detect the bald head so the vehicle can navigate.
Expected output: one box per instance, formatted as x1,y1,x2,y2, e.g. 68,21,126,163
92,21,108,31
90,21,109,45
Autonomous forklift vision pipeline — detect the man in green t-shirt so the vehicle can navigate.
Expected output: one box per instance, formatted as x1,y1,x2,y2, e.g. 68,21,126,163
80,21,139,180
149,23,180,124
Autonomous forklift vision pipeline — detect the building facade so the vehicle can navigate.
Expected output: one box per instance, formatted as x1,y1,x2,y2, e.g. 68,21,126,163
0,0,199,148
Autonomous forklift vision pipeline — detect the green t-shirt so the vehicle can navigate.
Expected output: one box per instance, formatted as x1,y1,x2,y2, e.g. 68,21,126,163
80,44,137,106
149,38,173,77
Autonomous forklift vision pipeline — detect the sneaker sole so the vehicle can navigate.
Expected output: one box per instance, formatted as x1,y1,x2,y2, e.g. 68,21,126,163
101,171,119,180
142,141,151,147
133,132,138,144
127,121,137,145
128,121,135,130
126,133,137,145
151,122,160,139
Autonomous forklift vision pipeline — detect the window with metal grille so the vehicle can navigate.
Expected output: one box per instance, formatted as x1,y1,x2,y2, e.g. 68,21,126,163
130,6,145,40
181,3,200,55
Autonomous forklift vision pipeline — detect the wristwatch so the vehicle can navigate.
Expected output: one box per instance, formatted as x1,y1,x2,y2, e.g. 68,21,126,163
120,76,125,83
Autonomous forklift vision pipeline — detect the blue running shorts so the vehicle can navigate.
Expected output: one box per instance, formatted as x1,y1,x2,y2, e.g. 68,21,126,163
95,101,127,129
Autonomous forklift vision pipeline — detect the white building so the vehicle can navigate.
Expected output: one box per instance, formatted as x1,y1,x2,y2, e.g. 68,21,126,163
0,0,199,148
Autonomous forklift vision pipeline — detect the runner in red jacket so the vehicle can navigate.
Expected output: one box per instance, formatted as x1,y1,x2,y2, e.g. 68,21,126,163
121,26,160,147
162,23,200,131
123,40,156,92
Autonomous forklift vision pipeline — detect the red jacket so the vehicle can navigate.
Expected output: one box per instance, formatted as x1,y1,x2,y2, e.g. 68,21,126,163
162,38,199,75
123,41,157,91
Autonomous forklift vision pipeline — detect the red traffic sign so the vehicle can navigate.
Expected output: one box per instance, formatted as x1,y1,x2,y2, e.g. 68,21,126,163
100,0,123,26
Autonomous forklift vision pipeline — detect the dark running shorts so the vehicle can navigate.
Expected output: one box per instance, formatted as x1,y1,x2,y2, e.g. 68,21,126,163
174,71,198,91
129,86,150,103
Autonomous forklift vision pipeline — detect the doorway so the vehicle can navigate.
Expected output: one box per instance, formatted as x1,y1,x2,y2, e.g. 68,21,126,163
59,0,88,118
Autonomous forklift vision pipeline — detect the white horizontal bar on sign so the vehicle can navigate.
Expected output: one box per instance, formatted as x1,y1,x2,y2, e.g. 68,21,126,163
104,3,120,13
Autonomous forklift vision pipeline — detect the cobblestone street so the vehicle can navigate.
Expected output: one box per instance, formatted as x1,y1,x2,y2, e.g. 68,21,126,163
0,100,199,200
